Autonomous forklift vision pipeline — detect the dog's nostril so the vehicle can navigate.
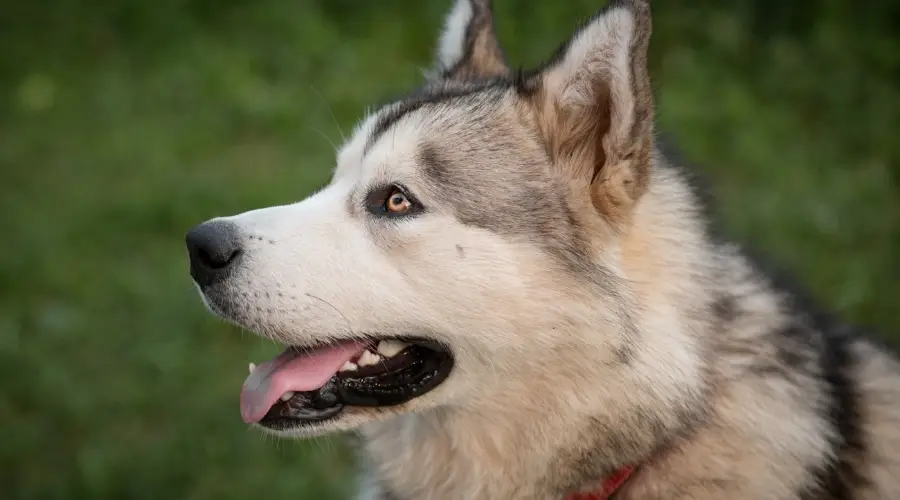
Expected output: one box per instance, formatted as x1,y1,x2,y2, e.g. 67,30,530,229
224,248,241,266
197,247,241,270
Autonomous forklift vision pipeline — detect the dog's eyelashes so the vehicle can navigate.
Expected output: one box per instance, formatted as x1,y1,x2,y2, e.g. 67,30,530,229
365,184,424,218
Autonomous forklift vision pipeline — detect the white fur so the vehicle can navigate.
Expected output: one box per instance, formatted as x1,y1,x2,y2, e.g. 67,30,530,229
437,0,473,70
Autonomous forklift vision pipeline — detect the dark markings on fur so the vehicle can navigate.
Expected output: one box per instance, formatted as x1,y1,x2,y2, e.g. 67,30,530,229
718,246,870,498
770,281,869,498
365,81,507,154
418,142,453,188
510,67,540,97
378,488,404,500
774,324,815,375
711,294,737,324
609,304,638,364
455,244,465,258
623,0,654,200
420,141,596,277
418,141,633,312
626,1,652,132
365,89,463,154
800,325,866,500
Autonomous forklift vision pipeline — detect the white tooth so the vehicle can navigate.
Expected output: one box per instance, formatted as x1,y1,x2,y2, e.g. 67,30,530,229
340,361,358,372
357,350,381,367
248,362,257,374
376,340,408,358
280,391,295,402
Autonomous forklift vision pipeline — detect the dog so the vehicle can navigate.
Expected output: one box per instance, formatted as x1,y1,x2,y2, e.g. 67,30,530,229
184,0,900,498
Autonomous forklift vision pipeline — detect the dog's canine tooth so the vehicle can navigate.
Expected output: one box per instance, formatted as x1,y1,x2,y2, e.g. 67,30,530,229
340,361,359,372
358,350,382,367
377,340,408,358
280,391,295,402
248,362,256,374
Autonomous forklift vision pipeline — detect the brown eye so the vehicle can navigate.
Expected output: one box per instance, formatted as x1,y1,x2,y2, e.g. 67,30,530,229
385,190,411,214
365,184,423,218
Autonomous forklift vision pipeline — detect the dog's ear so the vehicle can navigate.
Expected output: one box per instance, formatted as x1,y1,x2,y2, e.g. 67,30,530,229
433,0,508,81
528,0,654,228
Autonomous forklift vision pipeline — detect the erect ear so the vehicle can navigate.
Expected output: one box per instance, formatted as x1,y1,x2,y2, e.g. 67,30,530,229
433,0,508,81
530,0,654,227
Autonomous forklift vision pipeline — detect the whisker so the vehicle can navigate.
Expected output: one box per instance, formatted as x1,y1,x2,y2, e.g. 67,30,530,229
308,126,339,153
310,84,346,141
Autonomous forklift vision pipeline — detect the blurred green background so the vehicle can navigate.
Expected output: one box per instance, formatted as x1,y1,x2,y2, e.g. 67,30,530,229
2,0,898,498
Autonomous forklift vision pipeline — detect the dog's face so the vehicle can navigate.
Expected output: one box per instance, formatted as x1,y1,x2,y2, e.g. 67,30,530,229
186,0,654,438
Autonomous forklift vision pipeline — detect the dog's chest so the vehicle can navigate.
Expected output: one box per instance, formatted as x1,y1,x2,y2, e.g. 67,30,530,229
360,417,542,499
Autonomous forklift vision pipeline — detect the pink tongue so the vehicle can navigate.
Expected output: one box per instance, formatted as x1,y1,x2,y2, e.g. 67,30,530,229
240,341,368,424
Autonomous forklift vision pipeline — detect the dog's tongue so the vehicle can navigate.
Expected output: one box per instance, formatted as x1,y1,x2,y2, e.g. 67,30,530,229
240,341,368,424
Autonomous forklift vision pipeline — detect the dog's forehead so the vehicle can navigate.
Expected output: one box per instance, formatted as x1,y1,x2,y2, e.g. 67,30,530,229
333,115,427,188
336,85,529,187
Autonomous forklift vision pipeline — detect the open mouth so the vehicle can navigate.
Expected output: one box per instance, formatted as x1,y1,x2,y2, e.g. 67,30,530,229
241,338,453,429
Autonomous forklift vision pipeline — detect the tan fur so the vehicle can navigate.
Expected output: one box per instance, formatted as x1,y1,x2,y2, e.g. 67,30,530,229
188,1,900,498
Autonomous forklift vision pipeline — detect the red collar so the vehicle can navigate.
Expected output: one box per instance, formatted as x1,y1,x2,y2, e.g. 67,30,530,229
565,465,636,500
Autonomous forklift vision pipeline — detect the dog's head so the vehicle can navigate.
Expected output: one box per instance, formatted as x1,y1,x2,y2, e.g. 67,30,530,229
187,0,655,437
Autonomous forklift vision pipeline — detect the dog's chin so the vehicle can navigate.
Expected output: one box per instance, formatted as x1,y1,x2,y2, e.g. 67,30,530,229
195,287,456,438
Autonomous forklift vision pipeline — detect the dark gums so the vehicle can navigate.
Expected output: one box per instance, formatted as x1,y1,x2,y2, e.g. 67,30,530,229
339,346,451,406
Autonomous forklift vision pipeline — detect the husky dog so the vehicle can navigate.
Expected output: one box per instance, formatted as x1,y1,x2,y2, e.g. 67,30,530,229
185,0,900,498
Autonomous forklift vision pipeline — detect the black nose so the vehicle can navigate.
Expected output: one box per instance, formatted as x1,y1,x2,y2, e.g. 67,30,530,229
185,220,242,287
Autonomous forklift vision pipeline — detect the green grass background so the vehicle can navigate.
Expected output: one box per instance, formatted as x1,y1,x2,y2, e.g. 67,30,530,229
2,0,898,498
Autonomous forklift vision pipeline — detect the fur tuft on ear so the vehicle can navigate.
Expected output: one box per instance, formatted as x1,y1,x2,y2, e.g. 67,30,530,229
434,0,508,81
532,0,654,227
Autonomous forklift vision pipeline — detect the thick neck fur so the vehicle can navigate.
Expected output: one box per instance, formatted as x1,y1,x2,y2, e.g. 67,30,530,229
357,150,794,499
